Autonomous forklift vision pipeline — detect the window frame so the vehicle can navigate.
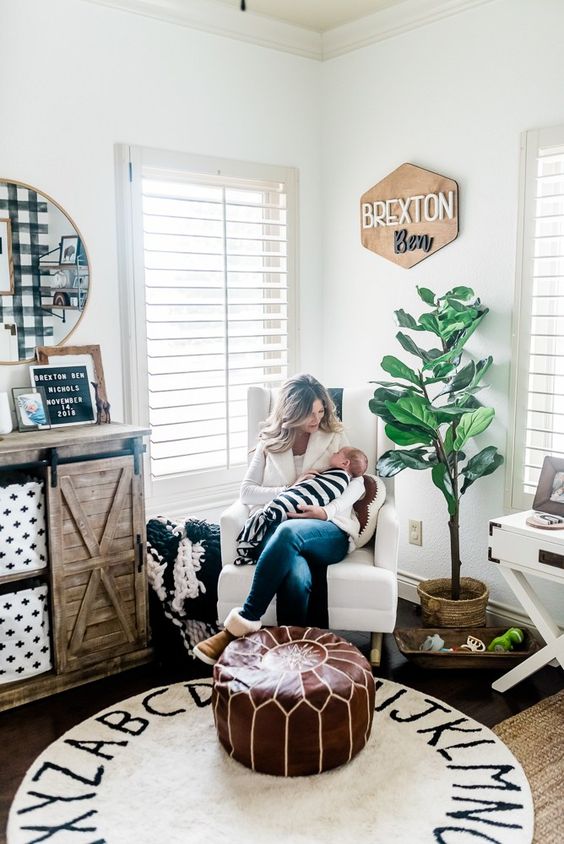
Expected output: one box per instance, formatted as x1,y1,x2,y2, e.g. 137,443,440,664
115,144,299,514
506,125,564,512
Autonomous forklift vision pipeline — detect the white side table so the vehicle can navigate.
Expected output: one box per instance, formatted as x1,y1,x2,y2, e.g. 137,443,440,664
489,511,564,692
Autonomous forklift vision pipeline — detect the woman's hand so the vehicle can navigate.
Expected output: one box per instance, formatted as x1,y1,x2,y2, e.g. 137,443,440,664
288,504,328,520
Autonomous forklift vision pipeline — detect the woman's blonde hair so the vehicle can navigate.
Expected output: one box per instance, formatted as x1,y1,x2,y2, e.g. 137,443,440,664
259,373,343,454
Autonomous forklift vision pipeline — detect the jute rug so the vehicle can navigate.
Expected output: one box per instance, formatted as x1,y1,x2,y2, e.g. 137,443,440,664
493,689,564,844
8,679,533,844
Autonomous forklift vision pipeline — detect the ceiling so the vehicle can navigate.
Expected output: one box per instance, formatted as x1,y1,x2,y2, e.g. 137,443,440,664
213,0,408,32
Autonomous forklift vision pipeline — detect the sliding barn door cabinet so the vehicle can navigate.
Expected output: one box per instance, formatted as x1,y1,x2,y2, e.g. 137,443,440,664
0,423,152,711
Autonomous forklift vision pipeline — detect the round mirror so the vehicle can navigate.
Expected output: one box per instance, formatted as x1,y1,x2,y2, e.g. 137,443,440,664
0,179,90,363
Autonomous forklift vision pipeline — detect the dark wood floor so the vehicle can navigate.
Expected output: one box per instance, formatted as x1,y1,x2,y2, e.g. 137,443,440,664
1,599,563,841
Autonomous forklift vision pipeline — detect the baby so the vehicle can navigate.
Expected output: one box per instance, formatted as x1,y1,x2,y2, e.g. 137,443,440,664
235,446,368,565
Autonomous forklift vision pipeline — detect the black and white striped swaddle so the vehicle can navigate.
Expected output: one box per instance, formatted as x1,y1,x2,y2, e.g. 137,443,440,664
235,468,351,565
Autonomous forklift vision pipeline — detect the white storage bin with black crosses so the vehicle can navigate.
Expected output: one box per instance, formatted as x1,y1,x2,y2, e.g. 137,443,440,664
0,473,47,576
0,580,52,683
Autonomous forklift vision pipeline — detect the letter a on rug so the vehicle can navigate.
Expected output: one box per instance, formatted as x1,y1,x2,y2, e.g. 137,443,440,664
8,679,534,844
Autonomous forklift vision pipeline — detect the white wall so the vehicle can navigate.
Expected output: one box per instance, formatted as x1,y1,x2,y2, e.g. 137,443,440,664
320,0,564,616
2,0,563,621
0,0,323,411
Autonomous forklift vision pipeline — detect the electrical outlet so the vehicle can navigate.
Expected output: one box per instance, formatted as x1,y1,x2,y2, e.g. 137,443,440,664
409,519,422,546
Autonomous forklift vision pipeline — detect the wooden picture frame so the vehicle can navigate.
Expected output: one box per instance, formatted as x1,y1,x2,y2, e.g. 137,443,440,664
0,218,14,295
35,344,109,408
532,455,564,517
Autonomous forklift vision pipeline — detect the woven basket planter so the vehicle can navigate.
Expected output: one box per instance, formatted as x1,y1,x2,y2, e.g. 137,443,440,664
417,577,489,628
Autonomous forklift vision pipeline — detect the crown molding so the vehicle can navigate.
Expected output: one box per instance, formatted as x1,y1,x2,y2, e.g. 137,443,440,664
83,0,323,60
83,0,497,61
322,0,497,59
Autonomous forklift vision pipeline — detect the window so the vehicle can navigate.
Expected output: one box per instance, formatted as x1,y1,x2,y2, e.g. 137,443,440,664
117,147,298,510
508,126,564,510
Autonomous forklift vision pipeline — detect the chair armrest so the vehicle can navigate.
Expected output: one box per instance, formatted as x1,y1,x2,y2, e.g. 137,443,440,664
373,501,400,575
220,500,249,566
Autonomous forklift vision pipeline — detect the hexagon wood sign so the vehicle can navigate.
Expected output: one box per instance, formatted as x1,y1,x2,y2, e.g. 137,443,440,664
360,162,459,269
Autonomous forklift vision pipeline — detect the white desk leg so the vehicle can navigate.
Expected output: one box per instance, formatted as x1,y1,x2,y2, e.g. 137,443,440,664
492,634,564,692
498,567,563,652
492,566,564,692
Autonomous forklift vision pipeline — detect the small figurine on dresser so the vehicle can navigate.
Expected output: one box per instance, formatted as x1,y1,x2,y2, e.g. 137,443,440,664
91,381,111,424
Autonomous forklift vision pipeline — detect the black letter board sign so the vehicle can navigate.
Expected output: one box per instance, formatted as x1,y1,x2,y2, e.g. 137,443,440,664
30,365,96,426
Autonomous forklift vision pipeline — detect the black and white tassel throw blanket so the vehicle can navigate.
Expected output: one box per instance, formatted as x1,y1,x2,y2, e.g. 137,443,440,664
146,518,221,658
236,468,351,565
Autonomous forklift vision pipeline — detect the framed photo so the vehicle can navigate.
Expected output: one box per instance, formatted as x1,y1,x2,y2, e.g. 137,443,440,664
12,387,50,432
29,364,96,427
0,218,14,295
35,344,109,411
532,456,564,517
59,235,80,266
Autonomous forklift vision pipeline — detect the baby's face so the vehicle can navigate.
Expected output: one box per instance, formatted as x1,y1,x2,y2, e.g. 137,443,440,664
329,449,350,470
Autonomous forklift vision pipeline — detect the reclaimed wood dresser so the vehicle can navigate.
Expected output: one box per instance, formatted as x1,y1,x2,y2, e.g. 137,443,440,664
0,423,152,710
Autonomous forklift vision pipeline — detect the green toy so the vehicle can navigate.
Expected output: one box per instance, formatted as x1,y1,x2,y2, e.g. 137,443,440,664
487,627,525,653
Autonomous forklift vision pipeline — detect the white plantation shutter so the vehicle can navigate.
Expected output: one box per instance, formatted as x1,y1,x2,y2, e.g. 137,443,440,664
118,147,297,508
509,126,564,509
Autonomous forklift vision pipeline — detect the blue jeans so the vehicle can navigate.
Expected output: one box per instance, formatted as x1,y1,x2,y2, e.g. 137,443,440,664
240,519,349,626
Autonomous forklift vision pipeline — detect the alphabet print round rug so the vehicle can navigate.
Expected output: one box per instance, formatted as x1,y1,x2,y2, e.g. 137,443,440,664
8,679,533,844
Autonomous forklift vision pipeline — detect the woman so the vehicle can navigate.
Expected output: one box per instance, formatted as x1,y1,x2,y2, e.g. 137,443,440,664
194,374,365,665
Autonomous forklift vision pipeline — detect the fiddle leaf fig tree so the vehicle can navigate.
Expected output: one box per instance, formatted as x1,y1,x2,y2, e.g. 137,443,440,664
370,286,504,600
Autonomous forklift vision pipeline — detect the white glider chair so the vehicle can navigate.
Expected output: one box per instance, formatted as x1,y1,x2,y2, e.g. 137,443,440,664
218,385,400,666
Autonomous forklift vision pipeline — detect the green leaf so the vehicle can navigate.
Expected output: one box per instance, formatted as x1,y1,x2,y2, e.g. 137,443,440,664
437,303,481,344
434,405,476,423
422,348,462,372
424,311,488,368
471,356,493,388
460,446,504,494
385,423,434,446
444,286,475,301
386,395,438,432
394,309,424,330
443,425,454,454
418,313,442,336
458,385,490,397
425,362,457,382
377,448,432,477
453,407,495,450
436,361,476,397
444,300,478,319
450,308,489,349
431,463,457,515
395,332,432,361
369,387,413,424
372,381,422,391
417,286,436,306
456,395,483,409
381,355,421,385
439,306,474,332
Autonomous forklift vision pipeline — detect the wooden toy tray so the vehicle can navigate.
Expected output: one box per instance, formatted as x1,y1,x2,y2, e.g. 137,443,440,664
393,627,539,670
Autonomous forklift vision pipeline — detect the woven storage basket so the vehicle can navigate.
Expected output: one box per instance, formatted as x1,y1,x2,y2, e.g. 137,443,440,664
417,577,489,628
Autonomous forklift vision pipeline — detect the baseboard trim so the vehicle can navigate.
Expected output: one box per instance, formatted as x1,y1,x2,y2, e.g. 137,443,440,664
397,569,539,632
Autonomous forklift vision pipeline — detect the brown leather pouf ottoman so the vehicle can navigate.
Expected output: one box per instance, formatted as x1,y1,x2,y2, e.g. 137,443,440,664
212,626,375,777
